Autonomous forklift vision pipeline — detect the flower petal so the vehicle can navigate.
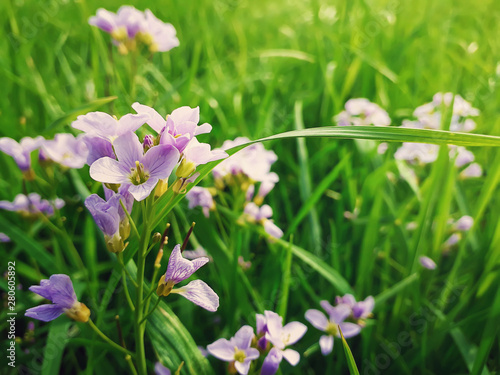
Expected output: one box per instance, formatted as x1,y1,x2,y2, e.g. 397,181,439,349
25,304,64,322
132,103,166,133
206,338,235,361
113,132,143,170
305,309,328,332
165,244,196,283
281,349,300,366
232,325,254,350
127,178,159,201
281,321,307,345
174,280,219,312
234,359,252,375
143,144,180,179
261,347,282,375
90,157,129,183
339,322,361,338
319,335,334,356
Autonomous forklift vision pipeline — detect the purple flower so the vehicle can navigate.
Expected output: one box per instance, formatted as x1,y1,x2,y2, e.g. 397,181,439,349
89,7,179,54
264,311,307,366
460,163,482,178
454,215,473,231
244,203,283,238
156,244,219,312
42,134,89,169
154,362,171,375
0,193,64,217
89,132,179,201
419,256,437,270
444,233,461,248
0,136,44,172
207,325,260,375
25,274,90,323
255,313,269,350
335,99,391,127
449,146,475,168
213,138,278,184
351,296,375,320
142,10,179,52
72,112,148,143
0,233,10,242
85,192,130,253
186,187,214,217
394,142,439,164
305,304,360,355
132,103,211,152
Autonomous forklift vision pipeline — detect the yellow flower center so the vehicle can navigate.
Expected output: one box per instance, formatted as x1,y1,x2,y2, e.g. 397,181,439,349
325,321,338,336
130,161,150,185
234,348,246,363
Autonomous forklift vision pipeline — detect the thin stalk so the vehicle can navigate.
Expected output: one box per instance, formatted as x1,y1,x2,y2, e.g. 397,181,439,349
139,297,162,325
87,319,134,357
120,198,140,239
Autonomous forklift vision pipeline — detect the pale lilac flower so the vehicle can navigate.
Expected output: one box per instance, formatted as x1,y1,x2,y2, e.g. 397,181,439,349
246,184,255,201
461,163,482,178
25,274,90,323
85,192,130,253
132,103,212,153
377,142,388,154
0,136,44,172
89,132,179,201
244,203,283,238
256,181,275,202
212,138,278,184
89,6,144,39
0,193,64,217
335,98,391,126
444,233,461,248
351,296,375,320
186,187,214,218
207,325,260,375
72,112,148,143
334,294,356,308
0,233,10,242
89,7,179,54
394,142,439,164
449,146,475,168
157,244,219,312
142,9,180,52
154,362,171,375
305,304,360,355
42,134,89,169
419,256,437,270
264,310,307,365
454,215,473,231
198,346,209,357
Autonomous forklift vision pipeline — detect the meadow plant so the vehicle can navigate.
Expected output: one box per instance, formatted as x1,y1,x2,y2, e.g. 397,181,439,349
2,2,500,375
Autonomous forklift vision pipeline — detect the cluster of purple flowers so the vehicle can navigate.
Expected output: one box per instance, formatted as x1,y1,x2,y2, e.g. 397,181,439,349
89,6,179,54
186,137,283,238
0,133,89,179
335,98,391,126
305,294,374,355
206,311,307,375
73,104,226,202
394,93,482,178
0,193,65,217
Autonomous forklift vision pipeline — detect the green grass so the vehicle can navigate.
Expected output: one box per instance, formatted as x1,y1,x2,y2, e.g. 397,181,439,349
1,0,500,374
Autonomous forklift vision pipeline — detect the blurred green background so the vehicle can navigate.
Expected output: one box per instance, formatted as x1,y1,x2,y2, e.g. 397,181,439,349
1,0,499,374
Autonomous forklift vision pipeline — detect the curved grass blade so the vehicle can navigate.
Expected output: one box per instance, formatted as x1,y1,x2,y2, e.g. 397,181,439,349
339,326,360,375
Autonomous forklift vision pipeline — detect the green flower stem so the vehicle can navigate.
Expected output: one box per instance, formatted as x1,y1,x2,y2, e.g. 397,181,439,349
87,318,134,357
120,198,140,239
139,297,162,325
117,252,138,287
134,196,153,375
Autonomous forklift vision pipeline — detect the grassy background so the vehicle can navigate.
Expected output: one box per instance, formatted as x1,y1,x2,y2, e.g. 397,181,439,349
1,0,499,374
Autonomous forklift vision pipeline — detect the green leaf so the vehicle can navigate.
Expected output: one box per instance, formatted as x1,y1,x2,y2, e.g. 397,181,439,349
42,319,71,375
147,300,214,375
339,326,361,375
